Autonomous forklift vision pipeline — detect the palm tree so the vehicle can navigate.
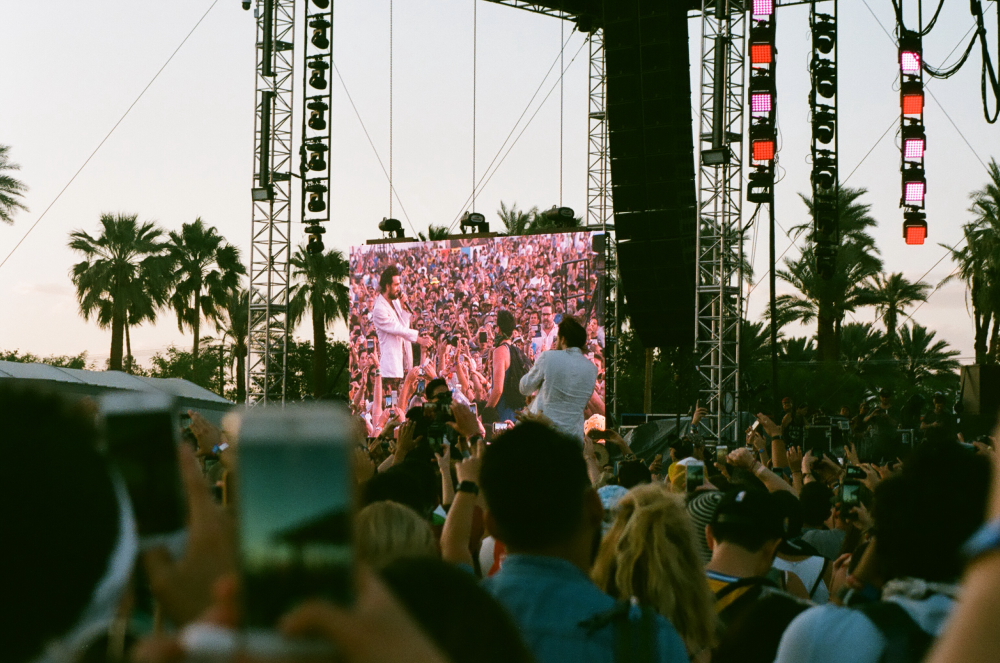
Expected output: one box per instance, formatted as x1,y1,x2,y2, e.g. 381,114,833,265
166,218,246,359
777,188,884,362
417,224,451,241
0,144,29,224
497,201,536,235
942,158,1000,364
865,272,930,344
216,287,249,403
289,246,350,398
895,322,960,388
69,214,171,371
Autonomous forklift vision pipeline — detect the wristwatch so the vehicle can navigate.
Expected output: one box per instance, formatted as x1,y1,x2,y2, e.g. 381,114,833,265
963,517,1000,562
212,442,230,456
457,480,479,496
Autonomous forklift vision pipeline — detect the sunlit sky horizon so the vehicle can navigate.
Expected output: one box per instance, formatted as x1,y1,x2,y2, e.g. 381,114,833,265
1,1,997,369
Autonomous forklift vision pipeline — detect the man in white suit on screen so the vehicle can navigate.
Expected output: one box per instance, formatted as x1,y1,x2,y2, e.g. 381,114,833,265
372,266,433,384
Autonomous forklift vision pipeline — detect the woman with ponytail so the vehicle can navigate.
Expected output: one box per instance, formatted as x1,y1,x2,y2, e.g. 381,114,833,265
592,484,718,662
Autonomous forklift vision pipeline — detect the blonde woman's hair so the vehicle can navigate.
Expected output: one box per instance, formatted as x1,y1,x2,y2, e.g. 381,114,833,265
592,484,718,654
355,500,438,569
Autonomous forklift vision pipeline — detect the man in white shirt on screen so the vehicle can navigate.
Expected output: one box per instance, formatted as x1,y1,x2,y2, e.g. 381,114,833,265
372,266,433,383
519,316,598,442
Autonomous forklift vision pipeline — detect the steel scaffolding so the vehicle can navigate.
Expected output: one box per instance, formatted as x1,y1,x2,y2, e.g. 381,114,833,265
695,0,746,444
247,0,296,405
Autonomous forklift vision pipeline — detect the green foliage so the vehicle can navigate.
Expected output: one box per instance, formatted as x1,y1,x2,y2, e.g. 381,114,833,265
0,144,29,224
0,349,90,369
497,202,536,236
285,337,351,401
418,224,451,241
148,345,223,394
612,329,699,416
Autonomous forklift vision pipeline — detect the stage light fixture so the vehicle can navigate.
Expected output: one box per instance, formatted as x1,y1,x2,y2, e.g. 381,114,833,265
899,30,922,75
312,0,330,8
812,154,837,190
702,147,731,166
902,123,926,160
307,233,325,255
308,60,329,90
306,182,328,213
816,243,837,279
752,139,776,161
378,217,405,239
902,167,926,205
749,69,774,115
750,119,776,162
307,99,328,131
815,198,837,236
751,93,773,114
251,186,273,201
753,0,774,16
310,18,331,50
305,143,328,171
812,107,835,144
750,20,774,64
903,210,927,244
460,211,489,234
242,1,251,9
747,168,773,203
751,43,774,65
813,60,836,98
901,81,924,115
813,14,836,54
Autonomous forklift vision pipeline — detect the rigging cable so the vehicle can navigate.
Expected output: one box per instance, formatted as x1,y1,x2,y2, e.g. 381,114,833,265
473,0,477,213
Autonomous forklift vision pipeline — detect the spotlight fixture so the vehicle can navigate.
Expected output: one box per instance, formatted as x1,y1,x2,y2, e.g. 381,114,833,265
747,168,773,203
702,147,732,166
899,30,922,75
902,167,926,206
816,243,837,279
812,153,837,190
308,60,329,90
903,209,927,245
751,42,774,65
750,20,774,65
310,18,331,50
305,143,328,171
902,123,926,160
307,99,328,131
812,59,836,98
312,0,330,8
901,81,924,115
812,107,835,144
307,233,325,255
812,14,836,54
460,211,489,234
814,198,837,237
750,120,776,162
543,206,576,222
242,1,251,9
306,182,328,213
749,69,774,115
379,217,405,239
752,0,774,16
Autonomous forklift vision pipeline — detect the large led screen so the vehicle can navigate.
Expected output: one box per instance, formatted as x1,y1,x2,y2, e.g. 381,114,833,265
348,231,606,438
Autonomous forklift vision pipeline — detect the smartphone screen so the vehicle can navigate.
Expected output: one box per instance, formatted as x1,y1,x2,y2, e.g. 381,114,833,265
842,482,860,507
102,402,185,538
469,403,478,416
238,405,354,628
479,331,488,344
417,379,426,395
686,462,705,493
493,422,510,433
715,446,728,463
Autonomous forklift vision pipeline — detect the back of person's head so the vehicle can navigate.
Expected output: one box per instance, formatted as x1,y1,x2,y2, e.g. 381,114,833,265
710,489,785,553
592,485,717,654
480,422,591,550
671,437,694,460
3,386,124,663
355,501,438,569
424,377,448,399
557,316,586,349
379,265,399,291
380,557,537,663
874,441,990,583
799,482,834,527
617,460,651,489
361,463,438,520
496,309,516,338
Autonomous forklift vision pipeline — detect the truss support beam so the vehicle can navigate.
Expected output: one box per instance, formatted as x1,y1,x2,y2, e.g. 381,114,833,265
695,0,746,444
247,0,296,405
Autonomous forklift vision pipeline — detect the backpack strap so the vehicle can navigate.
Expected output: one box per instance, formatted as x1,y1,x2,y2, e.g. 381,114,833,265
857,601,934,663
809,559,830,599
713,575,776,603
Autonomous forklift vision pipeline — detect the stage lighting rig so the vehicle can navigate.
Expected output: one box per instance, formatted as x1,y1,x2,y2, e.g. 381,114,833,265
813,60,836,98
902,122,926,160
812,153,837,190
543,206,576,222
305,142,328,171
460,211,489,234
308,59,329,90
812,106,835,144
307,99,328,131
310,18,331,49
749,69,774,115
307,232,325,255
306,182,328,213
379,217,405,239
241,1,251,9
747,168,773,203
311,0,330,7
813,14,835,54
898,29,927,242
809,2,839,279
903,210,927,245
750,20,774,65
750,119,776,162
902,166,926,206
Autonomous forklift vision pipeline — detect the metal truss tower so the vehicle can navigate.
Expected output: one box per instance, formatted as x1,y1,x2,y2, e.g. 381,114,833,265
299,2,333,250
247,0,296,405
695,0,746,445
810,0,840,279
584,27,619,424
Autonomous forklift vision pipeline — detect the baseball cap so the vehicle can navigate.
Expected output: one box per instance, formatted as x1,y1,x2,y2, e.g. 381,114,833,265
687,490,725,563
711,489,786,542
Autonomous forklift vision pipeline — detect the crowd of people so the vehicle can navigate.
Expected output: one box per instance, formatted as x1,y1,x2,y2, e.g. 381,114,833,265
7,332,1000,663
348,232,606,440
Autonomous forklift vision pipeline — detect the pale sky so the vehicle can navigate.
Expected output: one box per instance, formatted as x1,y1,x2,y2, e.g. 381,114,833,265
0,0,996,368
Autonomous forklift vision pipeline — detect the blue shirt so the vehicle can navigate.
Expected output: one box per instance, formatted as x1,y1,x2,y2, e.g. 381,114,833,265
483,554,689,663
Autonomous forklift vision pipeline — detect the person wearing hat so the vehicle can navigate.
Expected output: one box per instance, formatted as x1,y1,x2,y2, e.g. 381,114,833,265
920,392,956,444
865,389,900,461
704,490,803,628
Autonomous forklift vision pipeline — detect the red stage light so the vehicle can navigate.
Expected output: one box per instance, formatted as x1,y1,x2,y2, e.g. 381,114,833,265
902,92,924,115
753,139,776,161
751,43,773,64
905,224,927,244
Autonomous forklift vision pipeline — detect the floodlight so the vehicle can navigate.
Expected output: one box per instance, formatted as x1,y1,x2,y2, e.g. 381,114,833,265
750,20,774,64
902,167,926,205
901,81,924,115
753,0,774,16
379,217,404,239
702,147,731,165
751,93,773,114
460,211,489,234
312,0,330,8
812,107,835,144
747,168,773,203
903,210,927,245
752,139,776,161
251,186,273,201
310,18,331,50
902,123,926,160
813,14,836,55
814,197,837,236
242,1,251,9
813,59,836,98
308,60,329,90
751,43,774,65
307,99,328,131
